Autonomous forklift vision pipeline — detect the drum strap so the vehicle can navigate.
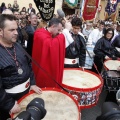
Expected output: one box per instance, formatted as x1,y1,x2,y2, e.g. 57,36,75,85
16,43,69,93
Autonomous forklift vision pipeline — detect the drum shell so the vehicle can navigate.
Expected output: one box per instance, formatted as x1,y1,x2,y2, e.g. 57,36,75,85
102,70,120,91
62,68,103,109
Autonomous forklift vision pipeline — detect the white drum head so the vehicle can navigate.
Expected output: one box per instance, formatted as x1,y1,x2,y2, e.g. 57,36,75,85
104,60,120,70
62,69,101,88
13,89,80,120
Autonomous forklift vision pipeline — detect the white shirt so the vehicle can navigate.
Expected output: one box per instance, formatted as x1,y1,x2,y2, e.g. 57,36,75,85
87,29,103,45
28,8,32,14
82,28,93,38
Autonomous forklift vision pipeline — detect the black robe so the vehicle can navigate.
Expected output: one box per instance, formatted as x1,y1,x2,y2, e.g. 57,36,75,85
65,33,86,68
92,37,120,73
0,43,36,119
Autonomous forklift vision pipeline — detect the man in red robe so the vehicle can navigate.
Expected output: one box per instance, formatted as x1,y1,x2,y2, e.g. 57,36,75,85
32,18,65,88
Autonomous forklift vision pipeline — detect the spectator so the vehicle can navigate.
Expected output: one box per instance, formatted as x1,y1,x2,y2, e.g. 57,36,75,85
8,3,13,12
20,11,27,19
13,0,19,12
27,3,36,14
13,11,20,19
87,21,105,47
21,7,27,12
111,22,120,48
82,21,93,41
25,14,37,56
0,2,7,13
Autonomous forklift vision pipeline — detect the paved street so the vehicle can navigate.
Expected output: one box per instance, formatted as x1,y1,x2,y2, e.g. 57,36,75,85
81,90,107,120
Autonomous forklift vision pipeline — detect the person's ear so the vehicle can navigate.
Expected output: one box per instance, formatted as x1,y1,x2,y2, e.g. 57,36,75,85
0,28,3,37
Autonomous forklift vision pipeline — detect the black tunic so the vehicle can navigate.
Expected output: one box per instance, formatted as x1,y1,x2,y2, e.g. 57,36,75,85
92,37,120,73
112,34,120,48
65,33,86,68
0,42,36,112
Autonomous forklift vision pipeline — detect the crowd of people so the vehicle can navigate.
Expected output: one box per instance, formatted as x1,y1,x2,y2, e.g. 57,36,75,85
0,0,120,119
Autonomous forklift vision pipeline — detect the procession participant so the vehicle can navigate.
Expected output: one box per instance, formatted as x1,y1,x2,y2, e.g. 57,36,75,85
92,28,120,74
32,18,65,88
0,14,42,120
87,21,105,47
64,17,86,68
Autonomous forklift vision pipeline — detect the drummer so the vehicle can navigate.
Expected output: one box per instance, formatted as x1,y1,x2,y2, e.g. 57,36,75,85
92,28,120,74
64,17,86,68
0,14,42,120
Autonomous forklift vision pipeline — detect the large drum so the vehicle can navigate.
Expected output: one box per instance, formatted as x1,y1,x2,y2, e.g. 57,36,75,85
104,59,120,70
103,59,120,91
11,88,81,120
62,68,103,109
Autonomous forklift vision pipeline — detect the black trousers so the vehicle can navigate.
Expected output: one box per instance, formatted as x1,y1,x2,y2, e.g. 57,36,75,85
91,56,104,74
0,110,11,120
64,63,79,68
0,88,30,120
105,91,117,104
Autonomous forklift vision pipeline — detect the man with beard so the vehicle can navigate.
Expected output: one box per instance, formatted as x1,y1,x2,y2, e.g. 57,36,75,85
25,14,38,56
32,18,66,88
0,14,42,120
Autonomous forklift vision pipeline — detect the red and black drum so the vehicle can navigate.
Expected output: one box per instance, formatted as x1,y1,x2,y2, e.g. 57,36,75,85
11,88,81,120
103,59,120,91
62,68,103,109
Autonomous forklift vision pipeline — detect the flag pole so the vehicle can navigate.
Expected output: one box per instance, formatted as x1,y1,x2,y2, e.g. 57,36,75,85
80,0,85,18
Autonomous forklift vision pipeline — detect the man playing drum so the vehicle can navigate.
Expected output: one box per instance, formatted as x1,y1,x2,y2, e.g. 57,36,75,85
0,14,42,120
64,17,86,68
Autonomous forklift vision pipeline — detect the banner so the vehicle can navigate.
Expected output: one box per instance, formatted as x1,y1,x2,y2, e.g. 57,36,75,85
64,0,78,9
34,0,55,21
82,0,100,21
105,0,118,16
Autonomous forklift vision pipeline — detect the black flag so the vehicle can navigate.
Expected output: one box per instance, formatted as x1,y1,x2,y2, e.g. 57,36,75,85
34,0,55,21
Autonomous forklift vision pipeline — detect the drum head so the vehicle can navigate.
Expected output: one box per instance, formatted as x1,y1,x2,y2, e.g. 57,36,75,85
12,88,80,120
104,59,120,70
62,69,101,89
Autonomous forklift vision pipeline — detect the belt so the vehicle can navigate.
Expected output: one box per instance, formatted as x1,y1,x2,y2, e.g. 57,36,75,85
64,58,79,64
5,78,30,94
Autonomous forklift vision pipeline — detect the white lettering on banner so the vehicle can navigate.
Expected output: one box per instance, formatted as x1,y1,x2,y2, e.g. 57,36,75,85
40,0,53,3
39,6,54,13
44,3,50,8
42,12,53,19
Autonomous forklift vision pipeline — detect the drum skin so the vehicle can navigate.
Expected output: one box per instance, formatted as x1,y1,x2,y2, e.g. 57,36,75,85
104,59,120,70
62,68,103,109
11,88,81,120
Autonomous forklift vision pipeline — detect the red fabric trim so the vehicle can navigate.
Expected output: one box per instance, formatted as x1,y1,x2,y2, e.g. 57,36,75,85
62,68,103,109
